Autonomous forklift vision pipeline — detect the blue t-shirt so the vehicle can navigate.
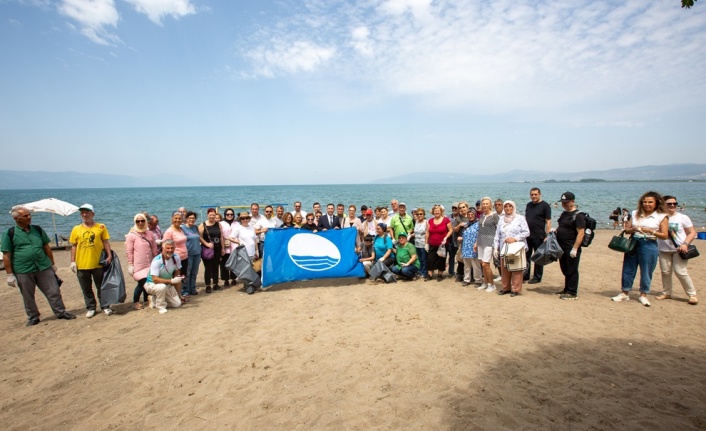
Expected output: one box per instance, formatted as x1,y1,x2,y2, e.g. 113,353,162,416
373,235,394,259
182,225,201,256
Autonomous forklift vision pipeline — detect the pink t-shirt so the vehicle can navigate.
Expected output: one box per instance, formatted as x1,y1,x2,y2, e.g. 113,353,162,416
162,226,188,260
427,216,450,247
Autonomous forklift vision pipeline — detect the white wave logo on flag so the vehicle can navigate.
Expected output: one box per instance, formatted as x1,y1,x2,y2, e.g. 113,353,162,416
287,233,341,271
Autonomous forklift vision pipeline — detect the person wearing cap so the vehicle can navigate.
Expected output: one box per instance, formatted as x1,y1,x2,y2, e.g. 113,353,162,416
358,234,376,275
524,188,552,284
69,203,113,317
389,202,414,242
361,209,377,238
2,206,76,326
555,192,586,300
358,205,369,223
390,232,419,280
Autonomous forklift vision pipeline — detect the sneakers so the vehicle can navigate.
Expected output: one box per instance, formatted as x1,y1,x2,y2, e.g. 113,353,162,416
638,296,651,307
103,308,113,316
611,292,630,302
158,308,168,314
476,283,487,291
485,284,496,293
148,295,156,309
528,278,541,284
560,293,578,300
461,281,470,286
493,275,502,282
86,309,96,318
688,296,699,305
205,285,212,293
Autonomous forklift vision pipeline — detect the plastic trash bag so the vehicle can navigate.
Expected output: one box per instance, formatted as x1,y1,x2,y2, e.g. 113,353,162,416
99,250,127,308
369,260,397,283
530,232,564,266
225,245,262,290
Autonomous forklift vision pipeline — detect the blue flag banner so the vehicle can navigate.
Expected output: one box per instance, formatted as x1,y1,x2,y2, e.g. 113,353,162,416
261,227,365,288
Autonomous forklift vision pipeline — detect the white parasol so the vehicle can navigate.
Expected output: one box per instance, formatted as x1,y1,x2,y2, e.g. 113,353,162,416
10,198,79,246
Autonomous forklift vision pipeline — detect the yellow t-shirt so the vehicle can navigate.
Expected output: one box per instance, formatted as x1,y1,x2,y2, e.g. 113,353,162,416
70,223,111,270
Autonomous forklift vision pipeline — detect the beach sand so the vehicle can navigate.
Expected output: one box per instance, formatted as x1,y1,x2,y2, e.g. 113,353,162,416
1,230,705,430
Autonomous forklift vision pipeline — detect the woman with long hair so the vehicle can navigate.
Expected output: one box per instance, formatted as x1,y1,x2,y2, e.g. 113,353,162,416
655,195,698,305
198,208,224,293
219,208,238,286
162,211,189,302
612,191,668,307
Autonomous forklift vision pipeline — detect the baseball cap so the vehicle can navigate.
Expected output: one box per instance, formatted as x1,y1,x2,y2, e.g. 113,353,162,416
79,203,94,212
398,202,406,207
452,202,459,208
397,231,408,237
559,192,575,203
364,209,373,215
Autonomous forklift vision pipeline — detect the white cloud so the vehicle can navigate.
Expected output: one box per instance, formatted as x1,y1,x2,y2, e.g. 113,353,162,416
123,0,196,25
58,0,120,45
238,0,706,124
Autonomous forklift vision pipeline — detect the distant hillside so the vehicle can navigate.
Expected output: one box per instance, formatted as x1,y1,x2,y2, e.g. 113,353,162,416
374,164,706,184
0,170,203,189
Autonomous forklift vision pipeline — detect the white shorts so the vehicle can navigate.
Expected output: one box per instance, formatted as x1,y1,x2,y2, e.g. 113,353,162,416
479,246,494,263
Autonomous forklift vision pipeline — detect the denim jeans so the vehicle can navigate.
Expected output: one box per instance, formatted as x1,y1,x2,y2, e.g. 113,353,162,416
184,254,201,295
391,264,419,279
416,247,428,275
621,238,658,294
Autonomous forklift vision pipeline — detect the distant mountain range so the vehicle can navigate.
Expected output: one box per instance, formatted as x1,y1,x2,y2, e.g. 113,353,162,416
373,164,706,184
0,164,704,189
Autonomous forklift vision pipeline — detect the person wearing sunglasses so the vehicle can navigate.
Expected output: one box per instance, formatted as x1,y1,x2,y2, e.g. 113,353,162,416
291,201,307,220
198,208,224,293
254,205,282,258
219,209,238,287
230,212,259,263
301,213,319,232
655,195,699,305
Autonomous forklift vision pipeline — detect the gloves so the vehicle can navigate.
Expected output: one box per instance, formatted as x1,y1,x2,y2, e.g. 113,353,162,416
128,265,134,276
493,247,499,259
170,277,183,284
51,265,57,272
424,244,429,252
7,275,17,287
378,258,384,262
549,228,556,234
570,248,578,258
70,262,77,273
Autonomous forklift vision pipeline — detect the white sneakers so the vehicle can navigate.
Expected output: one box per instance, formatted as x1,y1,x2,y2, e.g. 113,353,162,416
148,295,155,309
86,309,96,318
611,292,630,302
485,284,497,293
476,283,487,291
158,308,168,314
103,308,113,316
611,292,651,307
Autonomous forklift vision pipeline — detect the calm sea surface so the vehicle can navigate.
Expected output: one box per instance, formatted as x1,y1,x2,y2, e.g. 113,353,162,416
1,182,705,240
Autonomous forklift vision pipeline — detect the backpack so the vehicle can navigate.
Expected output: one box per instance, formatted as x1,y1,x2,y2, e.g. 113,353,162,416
572,212,596,247
6,225,47,248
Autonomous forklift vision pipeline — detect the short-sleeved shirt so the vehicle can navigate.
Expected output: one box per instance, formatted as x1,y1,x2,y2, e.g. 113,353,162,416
658,212,693,252
556,211,586,250
374,235,394,259
147,253,181,283
525,201,551,239
476,213,499,248
427,217,451,247
69,223,110,270
1,225,52,274
389,214,414,240
395,242,420,268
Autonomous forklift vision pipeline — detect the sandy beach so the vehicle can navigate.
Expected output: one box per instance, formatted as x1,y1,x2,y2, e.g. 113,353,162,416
1,230,705,430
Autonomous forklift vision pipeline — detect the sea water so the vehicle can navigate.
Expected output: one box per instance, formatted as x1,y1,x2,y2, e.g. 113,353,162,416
1,182,705,240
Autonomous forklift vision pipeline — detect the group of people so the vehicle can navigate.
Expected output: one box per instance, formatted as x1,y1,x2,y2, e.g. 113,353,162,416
2,190,699,326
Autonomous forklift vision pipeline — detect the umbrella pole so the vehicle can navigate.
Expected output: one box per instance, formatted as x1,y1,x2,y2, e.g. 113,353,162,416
52,213,59,248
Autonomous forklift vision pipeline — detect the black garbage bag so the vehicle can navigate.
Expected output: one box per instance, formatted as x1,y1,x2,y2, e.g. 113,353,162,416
99,250,127,308
530,232,564,266
369,260,397,283
225,246,262,290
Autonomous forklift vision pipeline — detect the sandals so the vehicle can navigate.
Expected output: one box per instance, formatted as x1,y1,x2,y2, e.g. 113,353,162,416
180,295,190,303
688,296,699,305
654,293,671,300
132,302,144,310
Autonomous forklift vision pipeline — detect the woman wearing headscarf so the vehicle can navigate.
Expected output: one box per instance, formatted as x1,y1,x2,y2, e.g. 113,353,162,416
125,213,158,309
373,223,396,267
219,208,238,286
656,195,699,305
493,201,530,297
474,197,499,292
425,205,452,282
198,208,224,293
612,191,668,307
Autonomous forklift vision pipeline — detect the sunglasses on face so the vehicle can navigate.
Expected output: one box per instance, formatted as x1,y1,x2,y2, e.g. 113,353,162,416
240,217,251,220
136,220,146,224
666,202,678,206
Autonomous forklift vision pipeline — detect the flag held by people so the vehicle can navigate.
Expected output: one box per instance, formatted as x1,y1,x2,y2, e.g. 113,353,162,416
262,228,364,287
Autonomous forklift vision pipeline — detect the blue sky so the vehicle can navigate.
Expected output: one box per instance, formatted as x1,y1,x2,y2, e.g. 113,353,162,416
1,0,705,185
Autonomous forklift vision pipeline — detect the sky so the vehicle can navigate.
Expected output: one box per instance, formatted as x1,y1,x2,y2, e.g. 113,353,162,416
1,0,706,185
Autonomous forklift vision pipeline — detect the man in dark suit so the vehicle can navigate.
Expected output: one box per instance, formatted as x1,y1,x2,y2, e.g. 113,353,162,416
318,203,340,231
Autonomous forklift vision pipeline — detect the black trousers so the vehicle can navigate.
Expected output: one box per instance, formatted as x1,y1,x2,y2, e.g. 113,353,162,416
524,236,545,280
559,247,581,295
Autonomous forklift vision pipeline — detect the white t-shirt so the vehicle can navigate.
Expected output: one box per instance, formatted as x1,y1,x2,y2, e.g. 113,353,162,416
291,210,307,219
658,212,693,252
631,210,667,240
254,216,281,241
231,224,258,257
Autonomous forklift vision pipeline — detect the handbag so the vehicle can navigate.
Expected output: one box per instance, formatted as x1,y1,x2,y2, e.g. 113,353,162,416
201,222,216,260
501,242,527,272
608,231,635,253
669,230,700,260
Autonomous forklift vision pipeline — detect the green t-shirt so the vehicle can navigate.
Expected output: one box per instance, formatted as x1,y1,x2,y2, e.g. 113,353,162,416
390,214,414,240
1,225,52,274
395,242,420,268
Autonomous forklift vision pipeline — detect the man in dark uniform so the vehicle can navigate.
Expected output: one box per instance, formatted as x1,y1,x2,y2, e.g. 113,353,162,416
555,192,586,300
524,188,552,283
